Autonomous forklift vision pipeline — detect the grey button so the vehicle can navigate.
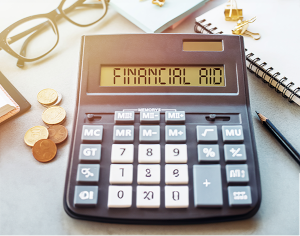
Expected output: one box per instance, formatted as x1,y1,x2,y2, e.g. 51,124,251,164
76,164,100,183
79,144,101,162
197,145,220,163
165,111,185,124
139,126,160,143
222,125,244,143
197,126,218,143
113,126,134,143
224,144,247,163
165,125,186,143
114,111,135,124
74,186,98,207
193,164,223,207
81,125,103,142
226,164,249,183
140,111,160,124
228,186,252,207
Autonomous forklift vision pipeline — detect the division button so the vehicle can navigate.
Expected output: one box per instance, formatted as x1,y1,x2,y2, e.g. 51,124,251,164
196,125,218,143
138,144,161,163
76,164,100,183
74,186,98,207
165,111,185,124
222,125,244,143
114,111,135,124
224,144,247,163
139,125,160,143
165,186,189,208
137,164,161,184
193,164,223,207
165,125,186,143
79,144,101,162
111,144,134,163
81,125,103,142
197,144,220,163
107,185,132,208
113,126,134,143
228,186,252,207
109,164,133,184
136,186,160,208
226,164,249,183
165,144,188,163
140,111,160,124
165,164,188,185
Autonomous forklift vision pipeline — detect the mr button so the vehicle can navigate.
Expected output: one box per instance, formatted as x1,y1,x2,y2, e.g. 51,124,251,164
81,125,103,142
113,126,134,143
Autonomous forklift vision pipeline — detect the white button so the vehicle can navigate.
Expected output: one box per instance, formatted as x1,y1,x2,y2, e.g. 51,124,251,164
136,186,160,208
109,164,133,184
165,186,189,208
138,144,161,163
111,144,134,163
108,185,132,208
165,164,189,184
137,164,160,184
165,144,188,163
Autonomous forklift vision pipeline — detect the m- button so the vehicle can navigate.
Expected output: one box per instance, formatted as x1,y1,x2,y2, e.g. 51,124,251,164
222,125,244,143
114,111,134,124
165,111,185,124
81,125,103,142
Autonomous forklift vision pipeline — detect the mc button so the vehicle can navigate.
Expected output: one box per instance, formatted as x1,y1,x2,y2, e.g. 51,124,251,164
81,125,103,142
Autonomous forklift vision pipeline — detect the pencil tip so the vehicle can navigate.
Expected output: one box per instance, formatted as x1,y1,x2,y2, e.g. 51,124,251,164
255,111,259,115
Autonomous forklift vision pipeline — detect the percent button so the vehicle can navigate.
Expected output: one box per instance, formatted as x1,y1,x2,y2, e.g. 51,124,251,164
197,144,220,163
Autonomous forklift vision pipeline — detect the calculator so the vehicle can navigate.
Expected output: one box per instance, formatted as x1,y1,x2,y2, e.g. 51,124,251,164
63,34,261,224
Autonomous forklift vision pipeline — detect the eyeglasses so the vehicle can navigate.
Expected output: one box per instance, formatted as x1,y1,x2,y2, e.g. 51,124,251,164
0,0,109,68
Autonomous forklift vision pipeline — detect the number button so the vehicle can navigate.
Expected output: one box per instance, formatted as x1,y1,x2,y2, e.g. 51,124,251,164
136,186,160,208
111,144,134,163
109,164,133,184
165,164,189,184
165,186,189,208
165,144,188,163
137,164,161,184
107,186,132,208
138,144,161,163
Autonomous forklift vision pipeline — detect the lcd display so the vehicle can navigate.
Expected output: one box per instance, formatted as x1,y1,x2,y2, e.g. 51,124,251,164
100,66,225,87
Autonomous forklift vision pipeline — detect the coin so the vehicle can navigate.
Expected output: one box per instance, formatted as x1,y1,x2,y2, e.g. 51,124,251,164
24,126,49,147
37,88,58,105
42,92,63,108
42,106,66,125
48,125,68,144
32,139,57,163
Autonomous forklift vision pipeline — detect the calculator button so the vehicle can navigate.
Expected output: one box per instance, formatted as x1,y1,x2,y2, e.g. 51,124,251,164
165,125,186,143
228,186,252,207
138,144,161,163
226,164,249,183
76,164,100,183
222,125,244,143
197,144,220,163
165,144,188,163
136,186,160,208
196,126,218,143
114,111,134,124
79,144,101,162
107,186,132,208
113,126,134,143
140,111,160,124
81,125,103,142
165,111,185,124
109,164,133,184
193,165,223,207
137,164,161,184
165,164,188,185
74,186,98,207
139,125,160,143
165,186,189,208
224,144,247,163
111,144,134,163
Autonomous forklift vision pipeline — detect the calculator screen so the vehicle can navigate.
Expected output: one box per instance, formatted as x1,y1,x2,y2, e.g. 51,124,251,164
100,66,225,87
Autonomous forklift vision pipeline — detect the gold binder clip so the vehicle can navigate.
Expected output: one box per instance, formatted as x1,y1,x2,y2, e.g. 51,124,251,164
232,17,261,40
152,0,165,7
224,0,243,21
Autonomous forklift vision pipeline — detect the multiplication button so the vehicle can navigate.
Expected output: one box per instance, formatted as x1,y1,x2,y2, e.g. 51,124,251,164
228,186,252,207
81,125,103,142
113,126,134,143
114,111,134,124
165,125,186,143
224,144,247,163
140,111,160,124
196,126,218,143
74,186,98,207
139,125,160,143
76,164,100,183
165,111,185,124
79,144,101,162
222,125,244,143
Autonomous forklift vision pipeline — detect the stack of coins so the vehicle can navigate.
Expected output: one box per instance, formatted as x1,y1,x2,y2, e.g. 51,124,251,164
24,89,68,163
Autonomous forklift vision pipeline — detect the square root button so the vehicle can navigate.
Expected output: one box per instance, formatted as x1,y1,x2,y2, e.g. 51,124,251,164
197,126,218,143
139,126,160,143
113,126,134,143
81,125,103,142
165,125,186,143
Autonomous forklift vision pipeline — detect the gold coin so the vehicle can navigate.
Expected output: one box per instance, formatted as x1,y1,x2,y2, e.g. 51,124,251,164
24,126,49,147
42,106,66,125
48,125,68,144
32,139,57,163
37,88,58,105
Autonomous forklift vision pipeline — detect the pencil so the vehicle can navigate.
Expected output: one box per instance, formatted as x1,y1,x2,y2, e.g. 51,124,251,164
256,111,300,166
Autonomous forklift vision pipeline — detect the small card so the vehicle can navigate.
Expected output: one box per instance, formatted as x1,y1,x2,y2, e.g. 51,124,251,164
0,84,20,123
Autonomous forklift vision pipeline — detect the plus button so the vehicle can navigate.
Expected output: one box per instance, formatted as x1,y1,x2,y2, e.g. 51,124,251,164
203,179,211,187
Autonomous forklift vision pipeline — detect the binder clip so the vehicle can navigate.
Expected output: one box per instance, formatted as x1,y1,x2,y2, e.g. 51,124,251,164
224,0,243,21
232,17,261,40
152,0,165,7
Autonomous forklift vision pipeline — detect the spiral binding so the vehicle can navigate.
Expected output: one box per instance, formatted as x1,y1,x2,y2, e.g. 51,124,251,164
194,18,300,104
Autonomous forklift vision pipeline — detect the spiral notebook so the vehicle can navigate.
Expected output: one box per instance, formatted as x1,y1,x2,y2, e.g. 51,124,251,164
194,0,300,106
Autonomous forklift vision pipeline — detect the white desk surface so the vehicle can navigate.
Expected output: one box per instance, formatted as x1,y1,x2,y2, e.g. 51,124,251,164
0,0,299,234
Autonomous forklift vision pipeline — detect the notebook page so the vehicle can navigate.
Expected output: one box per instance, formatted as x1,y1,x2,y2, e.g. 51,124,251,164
0,85,16,108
